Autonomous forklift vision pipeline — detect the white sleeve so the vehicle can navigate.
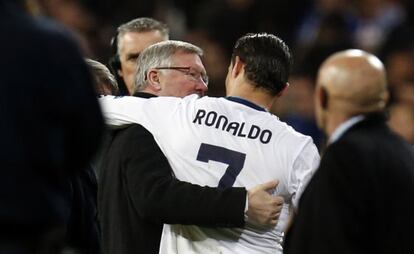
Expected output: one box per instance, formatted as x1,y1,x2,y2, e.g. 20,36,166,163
98,95,183,134
288,138,320,210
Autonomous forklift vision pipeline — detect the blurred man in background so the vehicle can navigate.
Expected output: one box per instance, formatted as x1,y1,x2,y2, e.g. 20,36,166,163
108,17,168,95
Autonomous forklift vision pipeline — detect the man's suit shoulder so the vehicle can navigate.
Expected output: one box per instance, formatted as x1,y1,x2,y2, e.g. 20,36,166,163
325,120,414,181
338,120,409,155
109,124,158,159
113,124,153,141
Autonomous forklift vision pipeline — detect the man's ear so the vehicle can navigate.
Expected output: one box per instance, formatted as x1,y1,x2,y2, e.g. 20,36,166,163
231,56,244,78
117,69,124,78
147,69,161,91
319,86,329,110
276,82,289,97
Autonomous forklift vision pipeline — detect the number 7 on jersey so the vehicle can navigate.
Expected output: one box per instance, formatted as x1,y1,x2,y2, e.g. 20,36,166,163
196,143,246,188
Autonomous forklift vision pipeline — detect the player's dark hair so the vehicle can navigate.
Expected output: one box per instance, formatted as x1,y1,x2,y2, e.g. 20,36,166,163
231,33,292,95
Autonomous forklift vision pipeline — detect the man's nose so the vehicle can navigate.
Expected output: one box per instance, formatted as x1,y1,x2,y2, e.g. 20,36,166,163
196,82,208,96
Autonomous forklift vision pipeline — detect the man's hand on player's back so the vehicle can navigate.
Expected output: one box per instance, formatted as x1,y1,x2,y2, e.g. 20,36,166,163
247,180,284,227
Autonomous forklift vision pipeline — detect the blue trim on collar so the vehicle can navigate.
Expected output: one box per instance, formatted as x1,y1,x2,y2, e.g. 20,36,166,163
225,96,267,112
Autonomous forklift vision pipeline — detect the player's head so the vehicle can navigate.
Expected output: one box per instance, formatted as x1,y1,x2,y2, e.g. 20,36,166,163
85,58,119,95
226,33,292,96
315,49,389,133
109,17,169,95
134,40,208,98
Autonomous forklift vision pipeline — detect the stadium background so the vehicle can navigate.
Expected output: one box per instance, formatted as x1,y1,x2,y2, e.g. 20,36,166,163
25,0,414,148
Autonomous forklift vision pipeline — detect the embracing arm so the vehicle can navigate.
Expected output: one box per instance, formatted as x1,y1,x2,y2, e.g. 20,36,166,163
124,125,282,227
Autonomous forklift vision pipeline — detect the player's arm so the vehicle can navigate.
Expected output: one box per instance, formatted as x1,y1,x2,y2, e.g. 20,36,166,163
98,95,183,130
124,125,282,227
98,95,144,127
289,138,320,210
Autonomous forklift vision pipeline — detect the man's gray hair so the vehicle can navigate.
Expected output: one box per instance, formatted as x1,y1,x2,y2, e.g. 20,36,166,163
134,40,203,92
116,17,169,55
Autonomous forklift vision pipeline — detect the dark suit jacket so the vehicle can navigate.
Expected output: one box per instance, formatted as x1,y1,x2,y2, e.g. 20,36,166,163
67,165,101,254
284,114,414,254
0,1,103,253
98,92,246,254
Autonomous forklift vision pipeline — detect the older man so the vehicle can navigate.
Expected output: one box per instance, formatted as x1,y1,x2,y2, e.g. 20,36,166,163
284,50,414,253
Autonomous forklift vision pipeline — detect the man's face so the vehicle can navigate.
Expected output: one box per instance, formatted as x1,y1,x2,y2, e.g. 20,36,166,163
118,30,166,94
157,51,208,98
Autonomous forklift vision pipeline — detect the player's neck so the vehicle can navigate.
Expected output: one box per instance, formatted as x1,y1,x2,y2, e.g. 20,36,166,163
228,82,275,111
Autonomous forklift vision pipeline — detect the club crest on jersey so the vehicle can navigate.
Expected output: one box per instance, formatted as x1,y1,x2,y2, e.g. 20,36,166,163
192,109,272,144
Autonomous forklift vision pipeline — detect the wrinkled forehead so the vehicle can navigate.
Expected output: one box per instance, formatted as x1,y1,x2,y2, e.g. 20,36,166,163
169,51,206,73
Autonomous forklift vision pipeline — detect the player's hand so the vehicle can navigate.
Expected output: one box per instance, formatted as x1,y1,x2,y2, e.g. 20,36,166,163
246,180,284,227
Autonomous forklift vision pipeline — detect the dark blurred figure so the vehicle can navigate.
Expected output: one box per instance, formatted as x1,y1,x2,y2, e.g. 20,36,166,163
0,0,103,253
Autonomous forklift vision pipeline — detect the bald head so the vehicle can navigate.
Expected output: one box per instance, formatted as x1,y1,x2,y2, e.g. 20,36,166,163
317,49,389,115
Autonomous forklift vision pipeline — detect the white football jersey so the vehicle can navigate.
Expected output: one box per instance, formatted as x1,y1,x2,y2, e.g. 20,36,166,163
99,94,320,254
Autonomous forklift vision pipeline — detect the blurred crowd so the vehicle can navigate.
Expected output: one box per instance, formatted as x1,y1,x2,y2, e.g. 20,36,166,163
25,0,414,147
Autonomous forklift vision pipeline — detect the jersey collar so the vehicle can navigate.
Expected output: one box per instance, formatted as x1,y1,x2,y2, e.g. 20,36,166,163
225,96,267,112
